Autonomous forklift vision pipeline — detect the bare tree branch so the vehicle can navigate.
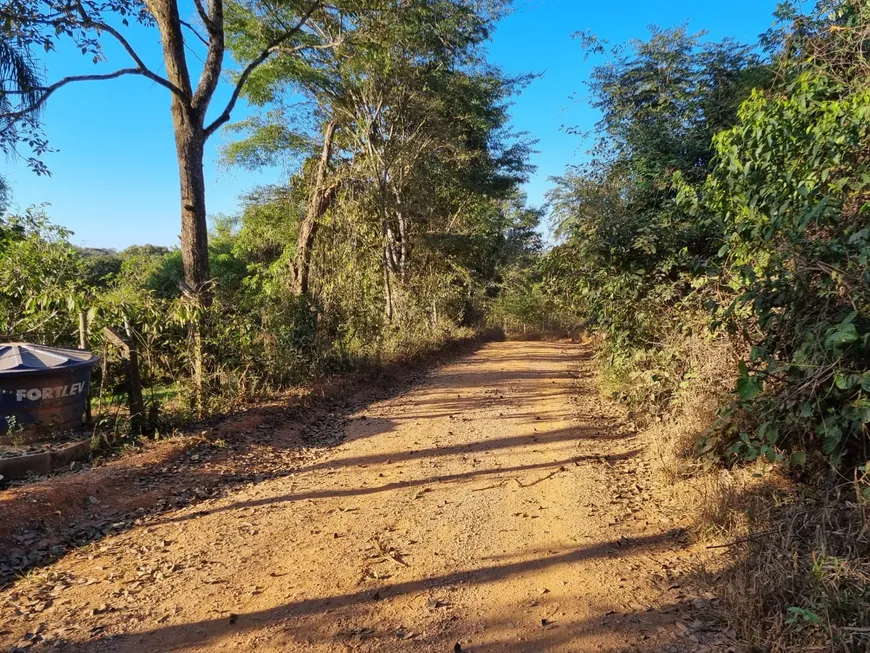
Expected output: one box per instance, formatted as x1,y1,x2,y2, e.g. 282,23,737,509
0,69,147,121
192,0,225,108
96,21,185,97
180,19,209,47
192,0,215,34
203,0,322,139
71,0,184,97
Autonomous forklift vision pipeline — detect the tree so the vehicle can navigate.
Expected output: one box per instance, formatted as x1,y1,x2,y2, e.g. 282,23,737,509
222,112,342,298
290,119,338,296
225,0,525,316
0,0,342,302
543,27,771,414
577,26,769,194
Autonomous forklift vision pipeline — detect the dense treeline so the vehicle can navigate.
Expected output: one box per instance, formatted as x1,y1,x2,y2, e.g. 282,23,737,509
0,0,540,423
543,1,869,647
546,0,869,467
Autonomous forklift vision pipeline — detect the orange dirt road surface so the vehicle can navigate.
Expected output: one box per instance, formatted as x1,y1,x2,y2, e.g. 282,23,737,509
1,341,725,652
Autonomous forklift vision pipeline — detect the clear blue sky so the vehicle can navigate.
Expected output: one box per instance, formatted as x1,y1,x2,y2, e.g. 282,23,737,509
2,0,781,250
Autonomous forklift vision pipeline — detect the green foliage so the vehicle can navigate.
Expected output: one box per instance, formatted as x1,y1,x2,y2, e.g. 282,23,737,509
547,1,870,467
697,70,870,463
222,111,309,171
219,0,536,366
0,1,536,437
487,202,567,334
0,207,86,343
543,27,763,413
578,26,768,187
80,251,122,289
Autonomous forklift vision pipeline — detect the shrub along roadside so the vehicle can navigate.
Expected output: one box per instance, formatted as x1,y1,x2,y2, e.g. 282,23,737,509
0,207,526,440
694,71,870,467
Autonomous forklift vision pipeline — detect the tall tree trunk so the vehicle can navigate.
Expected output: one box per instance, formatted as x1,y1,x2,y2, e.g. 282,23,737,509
149,0,211,303
174,114,211,302
392,185,408,284
383,248,394,322
292,120,338,297
376,169,397,321
150,0,211,416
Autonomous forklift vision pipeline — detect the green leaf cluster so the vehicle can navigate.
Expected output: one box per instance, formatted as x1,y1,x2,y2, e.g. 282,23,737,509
547,1,870,465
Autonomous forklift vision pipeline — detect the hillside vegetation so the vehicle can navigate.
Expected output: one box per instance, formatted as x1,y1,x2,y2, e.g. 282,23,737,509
542,2,870,649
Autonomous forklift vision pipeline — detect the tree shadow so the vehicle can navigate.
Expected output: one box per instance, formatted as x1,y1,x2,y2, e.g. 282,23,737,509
1,337,502,584
34,531,696,652
1,339,596,587
151,447,644,527
292,423,633,476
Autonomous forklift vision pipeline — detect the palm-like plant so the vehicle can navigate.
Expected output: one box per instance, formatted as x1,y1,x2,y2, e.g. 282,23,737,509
0,39,42,114
0,36,49,174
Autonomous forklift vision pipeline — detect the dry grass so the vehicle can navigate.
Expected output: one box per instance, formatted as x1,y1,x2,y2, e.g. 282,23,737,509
619,330,870,651
710,467,870,652
645,330,739,483
653,446,870,651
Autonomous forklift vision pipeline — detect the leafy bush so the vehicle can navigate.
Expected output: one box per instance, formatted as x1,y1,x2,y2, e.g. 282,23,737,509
543,27,763,418
697,73,870,463
546,3,870,466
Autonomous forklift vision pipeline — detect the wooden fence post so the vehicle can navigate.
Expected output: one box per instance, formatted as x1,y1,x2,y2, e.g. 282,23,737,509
179,281,205,419
103,326,144,435
79,310,92,424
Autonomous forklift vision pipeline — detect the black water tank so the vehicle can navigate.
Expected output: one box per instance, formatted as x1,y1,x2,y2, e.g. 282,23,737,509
0,343,100,438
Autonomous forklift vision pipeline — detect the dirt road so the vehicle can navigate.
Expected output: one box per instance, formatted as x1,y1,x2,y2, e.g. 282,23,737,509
1,341,723,652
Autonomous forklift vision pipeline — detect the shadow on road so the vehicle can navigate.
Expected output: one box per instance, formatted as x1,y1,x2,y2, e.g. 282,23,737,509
1,340,603,587
48,530,691,652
